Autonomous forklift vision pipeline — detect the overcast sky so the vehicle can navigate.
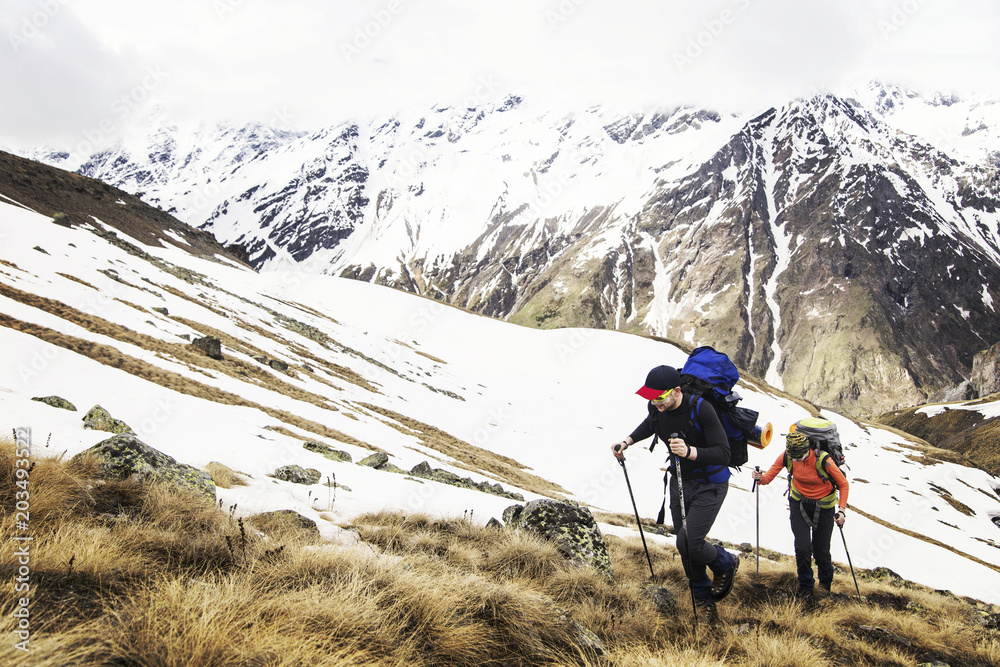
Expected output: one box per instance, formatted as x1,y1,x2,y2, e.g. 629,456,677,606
2,0,999,153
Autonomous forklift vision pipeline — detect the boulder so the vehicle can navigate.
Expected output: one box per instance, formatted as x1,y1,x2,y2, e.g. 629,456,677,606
358,452,390,469
504,499,614,581
273,465,321,485
31,395,77,411
82,405,134,435
71,434,215,501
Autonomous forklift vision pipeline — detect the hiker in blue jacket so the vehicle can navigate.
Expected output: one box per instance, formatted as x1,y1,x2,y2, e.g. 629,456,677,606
612,364,740,620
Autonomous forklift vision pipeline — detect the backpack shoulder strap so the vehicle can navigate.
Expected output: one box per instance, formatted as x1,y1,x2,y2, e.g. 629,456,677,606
815,450,832,481
688,394,704,436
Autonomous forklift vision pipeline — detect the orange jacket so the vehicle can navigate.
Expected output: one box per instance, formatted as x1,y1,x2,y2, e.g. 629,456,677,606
758,449,849,510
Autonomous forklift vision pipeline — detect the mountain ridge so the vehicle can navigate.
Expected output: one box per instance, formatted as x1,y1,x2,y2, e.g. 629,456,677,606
14,82,1000,418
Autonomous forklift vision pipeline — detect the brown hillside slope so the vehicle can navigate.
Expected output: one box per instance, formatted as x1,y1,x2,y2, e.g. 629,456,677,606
0,149,250,266
876,394,1000,477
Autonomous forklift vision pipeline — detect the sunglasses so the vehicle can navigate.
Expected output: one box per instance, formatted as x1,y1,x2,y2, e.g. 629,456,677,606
651,388,674,402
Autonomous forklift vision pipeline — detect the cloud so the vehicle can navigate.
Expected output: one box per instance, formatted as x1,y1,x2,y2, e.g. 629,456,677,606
2,0,999,151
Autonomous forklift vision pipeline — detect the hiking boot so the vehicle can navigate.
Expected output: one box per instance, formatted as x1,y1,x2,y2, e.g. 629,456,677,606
815,582,832,599
711,553,740,601
796,587,818,608
695,598,720,625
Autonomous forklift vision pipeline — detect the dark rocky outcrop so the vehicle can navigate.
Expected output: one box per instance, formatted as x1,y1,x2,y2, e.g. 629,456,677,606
408,461,524,500
503,499,613,581
191,335,224,360
71,433,215,501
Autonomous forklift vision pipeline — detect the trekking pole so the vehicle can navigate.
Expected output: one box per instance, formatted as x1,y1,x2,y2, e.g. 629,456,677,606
838,522,862,599
671,433,698,627
614,445,655,579
753,466,760,581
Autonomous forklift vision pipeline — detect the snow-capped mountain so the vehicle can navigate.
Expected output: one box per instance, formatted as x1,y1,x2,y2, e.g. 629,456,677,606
22,83,1000,418
2,151,999,603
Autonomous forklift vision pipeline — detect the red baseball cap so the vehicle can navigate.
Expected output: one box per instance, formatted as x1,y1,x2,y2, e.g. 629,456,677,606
636,365,681,400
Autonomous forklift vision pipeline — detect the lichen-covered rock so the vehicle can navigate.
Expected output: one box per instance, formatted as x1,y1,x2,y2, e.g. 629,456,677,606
268,359,289,372
505,499,614,581
32,396,77,411
273,465,321,485
71,434,215,501
82,405,135,435
191,335,223,360
358,452,389,469
302,441,352,463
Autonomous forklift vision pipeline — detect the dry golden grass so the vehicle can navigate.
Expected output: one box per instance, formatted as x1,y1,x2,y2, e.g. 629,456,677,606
3,441,998,666
205,460,249,488
359,402,570,498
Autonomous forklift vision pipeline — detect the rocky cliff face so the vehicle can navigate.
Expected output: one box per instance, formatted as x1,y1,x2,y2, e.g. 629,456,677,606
27,85,1000,418
971,341,1000,398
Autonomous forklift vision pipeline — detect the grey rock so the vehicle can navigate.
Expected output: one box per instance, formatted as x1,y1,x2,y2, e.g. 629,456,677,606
273,465,321,485
31,395,77,411
502,504,524,525
82,405,134,435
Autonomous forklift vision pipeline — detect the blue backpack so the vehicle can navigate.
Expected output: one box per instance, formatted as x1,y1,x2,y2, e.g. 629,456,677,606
678,346,757,470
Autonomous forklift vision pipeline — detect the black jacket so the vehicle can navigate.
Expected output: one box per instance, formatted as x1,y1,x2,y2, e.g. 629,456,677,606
628,392,730,479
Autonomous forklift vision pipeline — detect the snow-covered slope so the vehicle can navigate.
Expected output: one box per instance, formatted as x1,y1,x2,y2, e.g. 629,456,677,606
2,194,999,604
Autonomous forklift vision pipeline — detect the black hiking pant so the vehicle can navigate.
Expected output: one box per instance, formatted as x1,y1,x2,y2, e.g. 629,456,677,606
789,498,835,590
669,472,733,601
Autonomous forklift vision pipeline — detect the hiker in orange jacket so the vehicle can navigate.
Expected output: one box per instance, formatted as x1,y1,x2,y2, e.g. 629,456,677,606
751,431,849,598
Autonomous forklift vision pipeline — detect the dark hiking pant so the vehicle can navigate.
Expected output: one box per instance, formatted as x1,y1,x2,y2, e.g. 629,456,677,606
789,498,835,590
670,472,733,601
